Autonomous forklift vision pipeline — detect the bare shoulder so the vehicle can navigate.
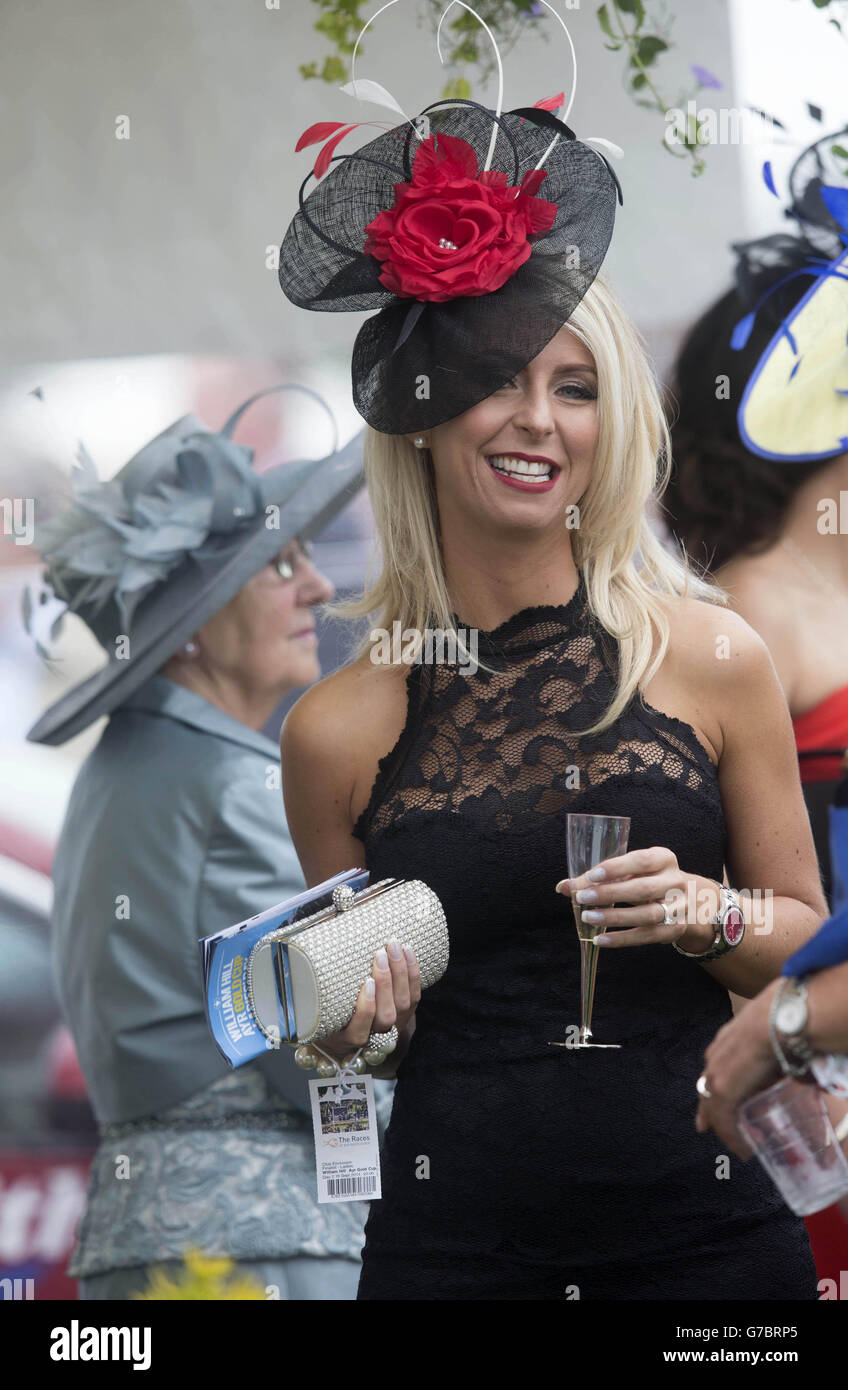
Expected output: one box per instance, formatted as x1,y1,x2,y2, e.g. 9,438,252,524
281,649,411,825
654,589,775,699
283,649,407,739
645,590,776,765
654,588,766,667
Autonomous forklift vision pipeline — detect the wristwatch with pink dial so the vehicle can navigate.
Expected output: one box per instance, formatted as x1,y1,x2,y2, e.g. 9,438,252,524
673,883,745,961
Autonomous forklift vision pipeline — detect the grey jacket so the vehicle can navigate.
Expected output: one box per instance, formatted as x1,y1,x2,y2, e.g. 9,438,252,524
51,675,330,1125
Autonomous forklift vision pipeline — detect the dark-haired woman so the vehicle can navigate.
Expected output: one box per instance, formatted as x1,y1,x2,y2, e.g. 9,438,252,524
665,270,848,910
664,253,848,1288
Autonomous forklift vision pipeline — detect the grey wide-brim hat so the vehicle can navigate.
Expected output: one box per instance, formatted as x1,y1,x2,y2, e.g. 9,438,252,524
25,385,365,746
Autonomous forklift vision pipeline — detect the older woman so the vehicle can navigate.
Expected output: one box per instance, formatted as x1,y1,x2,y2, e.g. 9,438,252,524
28,389,384,1300
277,89,827,1298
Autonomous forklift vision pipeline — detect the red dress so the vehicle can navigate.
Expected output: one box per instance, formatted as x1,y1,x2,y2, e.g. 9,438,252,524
793,685,848,910
793,684,848,784
792,685,848,1293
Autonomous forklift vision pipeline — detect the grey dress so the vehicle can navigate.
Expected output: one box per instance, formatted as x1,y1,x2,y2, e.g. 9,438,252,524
51,675,392,1299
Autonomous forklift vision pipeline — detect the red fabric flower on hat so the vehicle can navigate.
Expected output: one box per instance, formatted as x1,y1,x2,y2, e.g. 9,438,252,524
362,132,558,303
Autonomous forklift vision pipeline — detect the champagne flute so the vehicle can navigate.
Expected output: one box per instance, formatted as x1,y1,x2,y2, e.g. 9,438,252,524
551,813,630,1050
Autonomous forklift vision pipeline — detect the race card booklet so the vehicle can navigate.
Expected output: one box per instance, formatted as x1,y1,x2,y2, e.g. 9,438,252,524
200,866,370,1068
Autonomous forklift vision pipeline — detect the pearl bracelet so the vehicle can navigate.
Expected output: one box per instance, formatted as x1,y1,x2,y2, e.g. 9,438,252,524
294,1026,399,1076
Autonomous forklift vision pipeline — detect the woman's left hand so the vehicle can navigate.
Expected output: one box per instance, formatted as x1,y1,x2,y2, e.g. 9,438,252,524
555,846,717,953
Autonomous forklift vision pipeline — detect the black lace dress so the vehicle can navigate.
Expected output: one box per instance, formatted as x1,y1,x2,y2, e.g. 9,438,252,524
353,574,818,1300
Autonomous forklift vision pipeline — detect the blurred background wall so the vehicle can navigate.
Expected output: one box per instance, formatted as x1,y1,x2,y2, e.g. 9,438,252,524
4,0,747,375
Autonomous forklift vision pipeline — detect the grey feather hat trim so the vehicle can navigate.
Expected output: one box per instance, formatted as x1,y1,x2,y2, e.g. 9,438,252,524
25,384,364,746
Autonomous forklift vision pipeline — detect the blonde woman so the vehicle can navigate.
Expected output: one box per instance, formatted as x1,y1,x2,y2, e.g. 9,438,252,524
277,87,826,1298
281,274,827,1301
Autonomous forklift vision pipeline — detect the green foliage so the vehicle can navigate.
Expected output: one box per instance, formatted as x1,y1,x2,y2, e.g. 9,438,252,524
616,0,645,17
597,4,619,43
832,143,848,175
443,76,472,101
300,0,548,102
797,0,848,34
633,34,668,65
600,0,708,176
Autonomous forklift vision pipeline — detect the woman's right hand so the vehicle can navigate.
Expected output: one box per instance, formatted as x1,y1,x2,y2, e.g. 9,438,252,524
319,940,421,1062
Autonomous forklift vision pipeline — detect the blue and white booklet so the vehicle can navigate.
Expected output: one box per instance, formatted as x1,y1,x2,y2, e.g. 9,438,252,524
200,866,370,1068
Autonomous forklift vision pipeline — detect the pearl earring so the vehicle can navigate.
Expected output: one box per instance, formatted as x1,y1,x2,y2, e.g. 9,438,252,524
413,436,426,449
183,642,197,655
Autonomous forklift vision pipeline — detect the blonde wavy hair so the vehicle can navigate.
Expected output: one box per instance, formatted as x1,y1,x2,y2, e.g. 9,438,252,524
322,274,727,737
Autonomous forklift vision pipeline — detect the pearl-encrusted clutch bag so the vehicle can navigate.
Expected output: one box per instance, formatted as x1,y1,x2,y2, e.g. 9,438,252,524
245,878,449,1046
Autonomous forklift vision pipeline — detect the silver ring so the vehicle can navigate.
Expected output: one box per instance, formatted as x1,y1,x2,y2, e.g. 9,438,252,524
661,900,676,926
696,1074,712,1099
363,1025,399,1064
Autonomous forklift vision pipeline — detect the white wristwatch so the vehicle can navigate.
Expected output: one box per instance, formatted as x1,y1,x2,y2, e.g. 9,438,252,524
769,976,815,1077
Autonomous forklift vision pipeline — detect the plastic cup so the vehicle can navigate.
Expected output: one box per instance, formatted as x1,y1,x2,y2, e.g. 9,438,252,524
737,1075,848,1216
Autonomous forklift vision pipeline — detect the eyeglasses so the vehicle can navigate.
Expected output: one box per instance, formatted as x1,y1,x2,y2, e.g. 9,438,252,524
275,537,315,580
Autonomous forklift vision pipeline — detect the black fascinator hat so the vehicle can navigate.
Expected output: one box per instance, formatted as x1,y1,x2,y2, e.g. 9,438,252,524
278,12,623,435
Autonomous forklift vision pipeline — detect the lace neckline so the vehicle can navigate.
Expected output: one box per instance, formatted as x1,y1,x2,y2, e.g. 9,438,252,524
450,572,588,657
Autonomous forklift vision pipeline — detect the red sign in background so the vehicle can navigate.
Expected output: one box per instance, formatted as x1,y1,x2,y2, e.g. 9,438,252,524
0,1149,95,1300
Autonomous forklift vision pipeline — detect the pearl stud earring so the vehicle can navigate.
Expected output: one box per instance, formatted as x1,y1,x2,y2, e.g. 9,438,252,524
413,436,426,449
183,642,197,655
